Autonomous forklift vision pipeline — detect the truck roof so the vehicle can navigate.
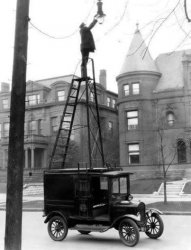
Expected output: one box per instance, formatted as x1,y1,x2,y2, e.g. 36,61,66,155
44,168,134,177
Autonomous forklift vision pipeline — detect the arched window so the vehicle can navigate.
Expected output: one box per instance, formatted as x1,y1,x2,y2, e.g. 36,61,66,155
167,112,175,126
177,140,186,163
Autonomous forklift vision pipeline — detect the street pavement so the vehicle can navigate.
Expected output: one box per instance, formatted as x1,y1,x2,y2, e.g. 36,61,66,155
0,211,191,250
1,192,191,211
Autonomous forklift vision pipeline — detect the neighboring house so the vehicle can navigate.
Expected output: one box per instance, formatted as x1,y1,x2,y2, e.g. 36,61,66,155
116,26,191,179
0,71,118,170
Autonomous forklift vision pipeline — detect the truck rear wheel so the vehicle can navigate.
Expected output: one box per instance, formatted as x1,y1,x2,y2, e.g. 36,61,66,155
118,218,139,247
48,215,68,241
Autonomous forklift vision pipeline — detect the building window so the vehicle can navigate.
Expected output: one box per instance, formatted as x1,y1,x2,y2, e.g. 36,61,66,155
26,94,40,106
51,117,58,133
123,84,129,96
3,123,10,137
167,112,174,126
132,82,140,95
128,143,140,164
177,140,186,163
2,99,9,109
29,120,37,134
57,90,65,101
127,110,138,130
38,120,43,135
112,99,116,108
90,92,94,102
107,97,111,107
108,121,113,134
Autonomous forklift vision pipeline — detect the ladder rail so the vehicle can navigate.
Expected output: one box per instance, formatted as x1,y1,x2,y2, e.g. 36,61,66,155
61,80,82,168
89,58,105,167
49,58,105,170
49,78,81,169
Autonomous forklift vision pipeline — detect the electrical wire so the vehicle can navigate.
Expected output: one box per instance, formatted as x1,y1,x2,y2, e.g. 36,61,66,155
29,0,96,40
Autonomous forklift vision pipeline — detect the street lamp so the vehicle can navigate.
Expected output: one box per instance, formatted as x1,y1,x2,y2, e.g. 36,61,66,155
96,0,106,24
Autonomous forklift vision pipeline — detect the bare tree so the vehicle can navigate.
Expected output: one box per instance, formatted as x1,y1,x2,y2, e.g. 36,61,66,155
157,124,177,203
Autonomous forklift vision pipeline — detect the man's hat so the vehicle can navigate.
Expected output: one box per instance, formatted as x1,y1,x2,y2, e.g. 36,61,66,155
79,22,85,29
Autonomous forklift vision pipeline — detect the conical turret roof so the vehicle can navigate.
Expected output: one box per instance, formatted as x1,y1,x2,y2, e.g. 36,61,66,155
119,26,160,75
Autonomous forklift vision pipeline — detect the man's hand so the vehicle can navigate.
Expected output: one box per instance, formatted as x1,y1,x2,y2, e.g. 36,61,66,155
94,14,100,20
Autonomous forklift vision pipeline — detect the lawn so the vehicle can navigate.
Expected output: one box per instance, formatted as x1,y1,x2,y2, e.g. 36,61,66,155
131,179,162,194
147,201,191,212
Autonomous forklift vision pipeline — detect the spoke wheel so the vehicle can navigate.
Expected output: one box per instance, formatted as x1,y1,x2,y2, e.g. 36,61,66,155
48,216,68,241
119,218,140,247
78,230,91,235
145,213,164,239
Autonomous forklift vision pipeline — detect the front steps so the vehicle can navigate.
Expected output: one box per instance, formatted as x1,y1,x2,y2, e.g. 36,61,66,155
157,180,186,196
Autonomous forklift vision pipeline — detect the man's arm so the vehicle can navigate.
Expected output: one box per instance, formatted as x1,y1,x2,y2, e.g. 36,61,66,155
88,19,97,30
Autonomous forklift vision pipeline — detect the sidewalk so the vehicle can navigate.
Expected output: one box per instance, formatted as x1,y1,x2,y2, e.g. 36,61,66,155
1,192,191,214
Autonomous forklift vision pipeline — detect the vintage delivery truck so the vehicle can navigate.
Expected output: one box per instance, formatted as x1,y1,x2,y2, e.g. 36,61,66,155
43,168,163,247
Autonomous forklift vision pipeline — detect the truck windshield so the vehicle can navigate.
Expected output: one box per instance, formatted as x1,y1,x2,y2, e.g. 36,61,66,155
112,177,127,194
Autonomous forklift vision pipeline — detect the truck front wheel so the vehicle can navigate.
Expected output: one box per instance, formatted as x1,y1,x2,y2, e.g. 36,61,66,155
48,215,68,241
145,213,164,239
118,218,140,247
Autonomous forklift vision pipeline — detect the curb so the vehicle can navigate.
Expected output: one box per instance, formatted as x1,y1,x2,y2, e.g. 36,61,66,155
0,207,190,215
163,211,191,215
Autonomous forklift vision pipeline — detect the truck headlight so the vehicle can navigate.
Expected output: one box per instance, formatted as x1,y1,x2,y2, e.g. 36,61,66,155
127,194,133,201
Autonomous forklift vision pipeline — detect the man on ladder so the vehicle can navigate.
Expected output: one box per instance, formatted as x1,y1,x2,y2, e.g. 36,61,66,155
79,15,98,79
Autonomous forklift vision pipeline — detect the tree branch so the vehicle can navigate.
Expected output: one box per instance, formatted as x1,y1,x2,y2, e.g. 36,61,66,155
184,0,191,22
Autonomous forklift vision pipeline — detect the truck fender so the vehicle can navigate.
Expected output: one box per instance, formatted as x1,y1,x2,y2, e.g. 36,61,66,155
146,208,163,216
112,214,141,229
44,211,67,224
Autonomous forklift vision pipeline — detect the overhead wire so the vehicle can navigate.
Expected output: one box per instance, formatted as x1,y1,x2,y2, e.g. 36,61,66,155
29,0,96,40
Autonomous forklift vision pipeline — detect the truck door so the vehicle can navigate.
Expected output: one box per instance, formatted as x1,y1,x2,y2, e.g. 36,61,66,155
75,178,92,217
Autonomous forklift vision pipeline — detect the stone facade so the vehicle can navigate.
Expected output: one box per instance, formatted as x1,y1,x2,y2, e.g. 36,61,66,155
116,28,191,179
0,72,118,170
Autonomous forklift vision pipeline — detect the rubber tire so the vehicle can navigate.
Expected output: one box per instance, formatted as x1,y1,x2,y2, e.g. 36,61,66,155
48,215,68,241
145,213,164,239
118,218,140,247
78,230,91,235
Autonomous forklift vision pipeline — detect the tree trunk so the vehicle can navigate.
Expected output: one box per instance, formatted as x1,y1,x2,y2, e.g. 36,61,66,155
163,173,167,204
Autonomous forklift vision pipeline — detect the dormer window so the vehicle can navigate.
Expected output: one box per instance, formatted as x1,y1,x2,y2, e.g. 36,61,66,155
26,94,40,106
57,90,65,101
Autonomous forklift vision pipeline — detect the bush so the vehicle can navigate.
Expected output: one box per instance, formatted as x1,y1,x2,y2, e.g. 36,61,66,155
183,182,191,194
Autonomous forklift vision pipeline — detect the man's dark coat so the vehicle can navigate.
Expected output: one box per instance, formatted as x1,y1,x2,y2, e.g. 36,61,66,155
80,19,97,52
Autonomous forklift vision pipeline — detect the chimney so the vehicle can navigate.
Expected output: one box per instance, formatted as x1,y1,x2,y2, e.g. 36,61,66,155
0,82,10,92
99,69,107,89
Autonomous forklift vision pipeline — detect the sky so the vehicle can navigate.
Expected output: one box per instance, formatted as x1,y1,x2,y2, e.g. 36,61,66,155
0,0,191,93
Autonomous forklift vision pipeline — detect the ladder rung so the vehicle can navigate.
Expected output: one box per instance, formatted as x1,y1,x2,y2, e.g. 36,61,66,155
60,128,70,131
69,96,77,99
67,103,75,106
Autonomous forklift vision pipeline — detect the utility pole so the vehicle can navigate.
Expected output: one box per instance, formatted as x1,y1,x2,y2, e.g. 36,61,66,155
4,0,30,250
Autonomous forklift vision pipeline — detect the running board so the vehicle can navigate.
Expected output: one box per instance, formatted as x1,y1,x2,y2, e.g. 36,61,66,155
71,224,110,232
